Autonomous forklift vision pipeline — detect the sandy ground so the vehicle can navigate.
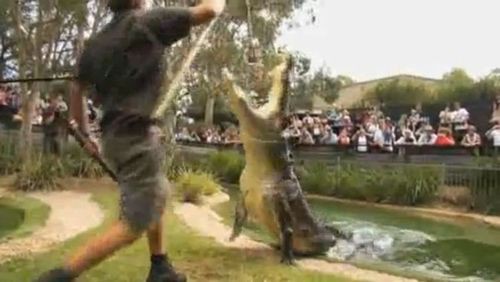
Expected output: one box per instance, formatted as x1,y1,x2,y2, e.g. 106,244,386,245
174,193,417,282
0,191,104,264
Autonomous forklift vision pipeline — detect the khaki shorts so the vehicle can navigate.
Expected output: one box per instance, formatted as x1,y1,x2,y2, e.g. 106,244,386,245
101,125,169,233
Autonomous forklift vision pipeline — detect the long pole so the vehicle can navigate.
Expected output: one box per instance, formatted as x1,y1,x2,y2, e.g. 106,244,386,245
152,17,219,119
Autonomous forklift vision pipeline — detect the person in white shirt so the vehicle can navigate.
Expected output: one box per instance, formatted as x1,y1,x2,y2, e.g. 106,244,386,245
353,128,369,152
439,105,453,125
395,129,417,145
486,123,500,148
372,121,385,148
320,126,338,145
453,102,470,124
417,125,437,145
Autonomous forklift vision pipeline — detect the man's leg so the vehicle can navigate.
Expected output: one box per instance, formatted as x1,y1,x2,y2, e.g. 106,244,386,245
35,221,141,281
146,218,187,282
148,221,164,255
67,221,139,274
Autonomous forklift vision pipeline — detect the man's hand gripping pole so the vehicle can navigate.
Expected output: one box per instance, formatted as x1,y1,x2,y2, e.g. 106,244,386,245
67,120,118,182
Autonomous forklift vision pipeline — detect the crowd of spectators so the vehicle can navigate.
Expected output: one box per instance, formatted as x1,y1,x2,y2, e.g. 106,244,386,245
175,125,241,144
177,101,500,153
0,85,22,118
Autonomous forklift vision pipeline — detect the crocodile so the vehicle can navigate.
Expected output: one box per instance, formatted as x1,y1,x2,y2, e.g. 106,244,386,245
221,53,337,264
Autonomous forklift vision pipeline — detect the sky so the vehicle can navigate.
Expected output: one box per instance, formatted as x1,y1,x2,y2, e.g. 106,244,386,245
277,0,500,82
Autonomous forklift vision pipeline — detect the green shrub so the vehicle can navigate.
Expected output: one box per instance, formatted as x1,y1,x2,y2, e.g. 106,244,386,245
0,137,21,175
300,162,441,206
62,143,105,179
384,166,441,205
301,162,336,195
333,165,370,201
204,151,244,184
13,154,64,192
174,169,221,204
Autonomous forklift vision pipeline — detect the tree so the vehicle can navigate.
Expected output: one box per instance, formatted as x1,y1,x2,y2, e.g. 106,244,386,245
289,62,352,109
10,0,90,156
182,0,314,124
308,68,343,103
437,68,475,102
366,79,432,106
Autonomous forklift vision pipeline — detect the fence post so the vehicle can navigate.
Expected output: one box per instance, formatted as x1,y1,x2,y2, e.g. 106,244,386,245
440,163,446,187
335,156,341,190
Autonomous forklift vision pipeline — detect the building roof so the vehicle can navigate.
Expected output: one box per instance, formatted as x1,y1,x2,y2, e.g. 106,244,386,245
340,74,442,90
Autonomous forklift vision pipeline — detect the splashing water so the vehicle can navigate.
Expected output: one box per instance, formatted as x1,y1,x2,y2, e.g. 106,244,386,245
327,221,435,261
326,220,492,282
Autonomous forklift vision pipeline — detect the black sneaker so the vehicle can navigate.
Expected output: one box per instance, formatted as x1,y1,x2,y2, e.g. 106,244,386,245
146,255,187,282
34,268,75,282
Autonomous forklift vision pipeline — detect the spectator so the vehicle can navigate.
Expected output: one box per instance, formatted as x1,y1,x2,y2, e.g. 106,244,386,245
340,109,352,126
353,128,368,152
408,108,420,131
452,102,469,128
223,127,239,144
293,115,303,129
461,126,481,147
299,127,314,145
418,125,438,145
338,128,351,146
176,127,194,142
382,119,395,152
328,106,339,122
372,120,385,148
283,124,300,143
302,114,314,128
311,123,322,144
190,131,201,142
395,129,416,145
365,116,378,135
435,127,455,146
491,95,500,123
439,105,453,126
486,122,500,154
320,126,338,145
41,95,66,155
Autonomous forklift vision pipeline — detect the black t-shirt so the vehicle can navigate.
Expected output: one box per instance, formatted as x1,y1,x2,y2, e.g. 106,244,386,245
77,8,192,120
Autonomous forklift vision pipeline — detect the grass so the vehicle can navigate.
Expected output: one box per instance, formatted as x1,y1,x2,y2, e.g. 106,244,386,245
0,180,352,282
0,195,50,241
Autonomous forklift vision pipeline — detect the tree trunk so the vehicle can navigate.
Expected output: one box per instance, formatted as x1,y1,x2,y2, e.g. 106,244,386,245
204,95,215,125
12,0,34,158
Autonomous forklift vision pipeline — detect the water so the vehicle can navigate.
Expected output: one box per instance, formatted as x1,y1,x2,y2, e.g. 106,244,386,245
311,198,500,281
215,191,500,281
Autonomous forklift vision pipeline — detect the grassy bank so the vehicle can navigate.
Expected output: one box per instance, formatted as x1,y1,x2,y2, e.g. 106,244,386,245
0,181,351,282
0,195,49,241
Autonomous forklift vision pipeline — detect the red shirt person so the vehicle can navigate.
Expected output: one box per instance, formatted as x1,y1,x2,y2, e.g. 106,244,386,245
434,127,455,146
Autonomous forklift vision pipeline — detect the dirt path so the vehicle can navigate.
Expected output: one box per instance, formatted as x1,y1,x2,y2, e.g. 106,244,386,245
174,193,417,282
0,191,104,264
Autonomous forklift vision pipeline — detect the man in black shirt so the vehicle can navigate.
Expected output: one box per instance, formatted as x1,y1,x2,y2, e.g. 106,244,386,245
36,0,225,281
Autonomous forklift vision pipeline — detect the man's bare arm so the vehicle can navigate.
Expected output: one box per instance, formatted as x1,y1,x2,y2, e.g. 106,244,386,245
189,0,225,25
69,81,90,135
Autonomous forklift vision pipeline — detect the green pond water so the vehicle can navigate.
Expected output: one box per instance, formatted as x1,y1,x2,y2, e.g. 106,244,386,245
215,190,500,282
0,204,25,239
